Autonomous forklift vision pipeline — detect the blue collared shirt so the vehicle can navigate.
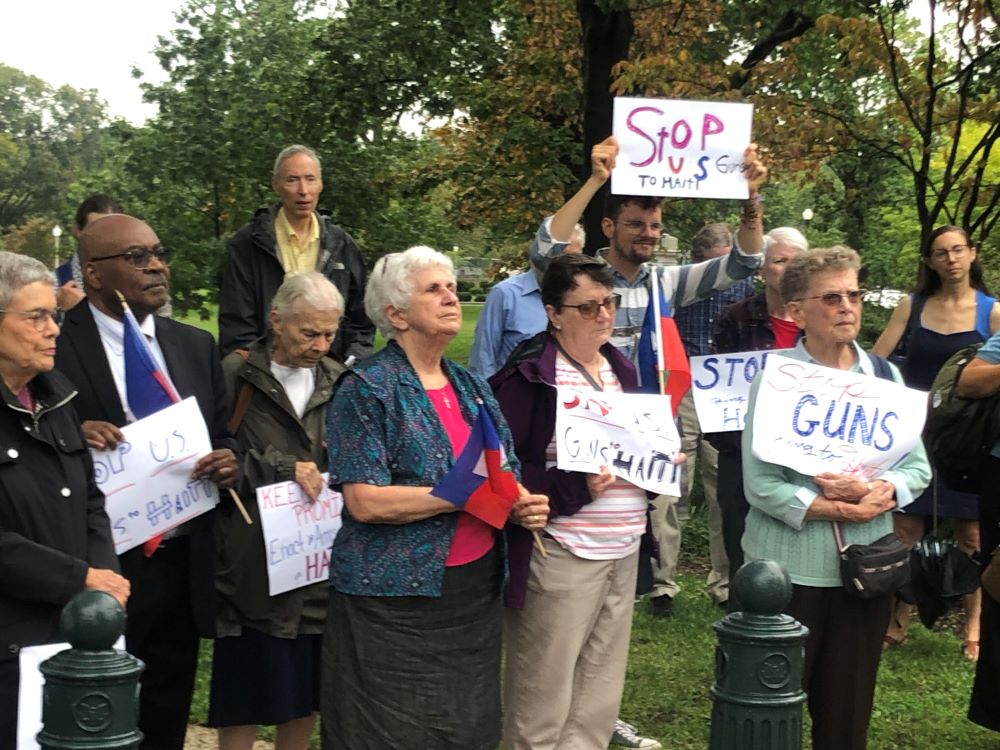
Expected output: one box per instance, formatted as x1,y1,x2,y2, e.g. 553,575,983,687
469,271,548,378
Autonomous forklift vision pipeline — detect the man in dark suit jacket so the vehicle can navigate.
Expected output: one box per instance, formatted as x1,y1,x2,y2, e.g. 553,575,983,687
55,214,239,750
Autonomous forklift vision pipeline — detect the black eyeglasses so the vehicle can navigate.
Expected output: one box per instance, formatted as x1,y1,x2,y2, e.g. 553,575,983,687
795,289,867,306
91,246,172,268
560,294,621,319
0,308,65,330
613,220,664,234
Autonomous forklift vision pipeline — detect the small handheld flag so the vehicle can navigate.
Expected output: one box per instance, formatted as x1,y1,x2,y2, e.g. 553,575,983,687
117,292,182,554
635,270,691,416
431,401,520,529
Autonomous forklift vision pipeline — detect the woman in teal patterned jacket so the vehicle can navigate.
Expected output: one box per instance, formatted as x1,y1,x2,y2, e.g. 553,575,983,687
321,245,548,750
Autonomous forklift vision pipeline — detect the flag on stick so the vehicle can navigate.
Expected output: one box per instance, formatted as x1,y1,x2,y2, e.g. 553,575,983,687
431,401,520,529
635,270,691,416
117,292,180,555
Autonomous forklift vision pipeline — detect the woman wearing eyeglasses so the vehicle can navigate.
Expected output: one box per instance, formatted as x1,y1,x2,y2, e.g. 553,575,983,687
0,251,129,747
490,254,681,749
741,247,931,750
872,225,1000,660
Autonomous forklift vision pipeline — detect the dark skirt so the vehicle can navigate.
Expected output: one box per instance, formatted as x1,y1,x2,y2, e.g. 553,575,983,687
207,627,322,727
904,472,978,520
321,546,502,750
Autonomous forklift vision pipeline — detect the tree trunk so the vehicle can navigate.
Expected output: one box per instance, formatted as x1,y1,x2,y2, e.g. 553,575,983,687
578,0,632,254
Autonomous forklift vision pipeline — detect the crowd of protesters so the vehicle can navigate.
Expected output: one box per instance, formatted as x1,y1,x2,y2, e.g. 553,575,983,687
1,138,998,750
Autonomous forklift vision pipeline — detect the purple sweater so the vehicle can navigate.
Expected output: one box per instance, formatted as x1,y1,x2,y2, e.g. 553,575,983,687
489,332,641,608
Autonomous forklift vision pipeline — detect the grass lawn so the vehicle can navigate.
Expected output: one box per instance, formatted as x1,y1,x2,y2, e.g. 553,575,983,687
180,302,995,747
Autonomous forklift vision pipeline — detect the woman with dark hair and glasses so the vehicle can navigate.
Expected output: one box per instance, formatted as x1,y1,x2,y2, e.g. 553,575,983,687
490,253,682,749
872,225,1000,660
742,246,930,750
0,251,129,747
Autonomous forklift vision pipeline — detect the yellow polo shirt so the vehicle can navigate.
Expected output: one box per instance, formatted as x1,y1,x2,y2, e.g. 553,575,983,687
274,208,320,273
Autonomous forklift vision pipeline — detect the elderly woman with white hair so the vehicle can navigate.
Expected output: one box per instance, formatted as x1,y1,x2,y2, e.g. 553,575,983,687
0,251,128,747
321,246,549,749
209,272,345,750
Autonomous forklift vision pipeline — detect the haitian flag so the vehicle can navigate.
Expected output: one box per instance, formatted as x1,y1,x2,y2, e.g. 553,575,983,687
119,293,181,554
635,269,691,417
431,402,520,528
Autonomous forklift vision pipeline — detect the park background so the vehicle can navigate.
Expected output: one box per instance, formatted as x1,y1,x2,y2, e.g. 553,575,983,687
2,0,997,747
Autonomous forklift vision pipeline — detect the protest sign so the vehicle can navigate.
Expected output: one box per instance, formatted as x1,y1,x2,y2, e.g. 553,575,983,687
750,354,927,478
611,97,754,199
690,350,788,433
256,476,343,596
555,387,682,495
92,397,219,554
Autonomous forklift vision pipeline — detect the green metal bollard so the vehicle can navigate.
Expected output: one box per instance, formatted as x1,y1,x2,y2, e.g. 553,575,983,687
709,560,808,749
37,590,144,749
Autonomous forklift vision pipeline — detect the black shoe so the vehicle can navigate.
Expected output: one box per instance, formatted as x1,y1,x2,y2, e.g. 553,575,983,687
649,594,674,618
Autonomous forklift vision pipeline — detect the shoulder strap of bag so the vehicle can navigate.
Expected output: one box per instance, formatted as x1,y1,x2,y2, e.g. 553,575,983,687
868,353,895,382
832,521,847,554
227,349,253,434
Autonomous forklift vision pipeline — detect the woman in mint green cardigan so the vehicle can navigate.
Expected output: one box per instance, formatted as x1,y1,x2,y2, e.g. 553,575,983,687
741,246,931,750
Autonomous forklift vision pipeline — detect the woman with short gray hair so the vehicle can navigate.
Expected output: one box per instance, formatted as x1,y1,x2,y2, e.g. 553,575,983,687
209,271,344,750
322,245,549,749
0,251,127,747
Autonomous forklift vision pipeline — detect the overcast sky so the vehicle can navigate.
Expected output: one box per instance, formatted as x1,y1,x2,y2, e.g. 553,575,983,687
1,0,184,123
2,2,936,126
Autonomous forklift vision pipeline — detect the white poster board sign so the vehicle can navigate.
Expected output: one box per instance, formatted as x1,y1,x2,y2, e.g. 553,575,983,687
750,354,927,479
611,97,754,199
92,397,219,554
256,476,343,596
690,350,789,433
555,387,682,495
17,638,125,750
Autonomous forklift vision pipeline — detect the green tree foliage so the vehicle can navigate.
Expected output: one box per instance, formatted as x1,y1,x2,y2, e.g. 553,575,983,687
0,65,109,230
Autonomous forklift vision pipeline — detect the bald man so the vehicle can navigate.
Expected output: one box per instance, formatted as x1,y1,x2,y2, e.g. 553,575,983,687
54,214,238,750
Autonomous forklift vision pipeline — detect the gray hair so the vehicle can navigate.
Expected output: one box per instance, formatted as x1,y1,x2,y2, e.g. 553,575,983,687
271,271,344,320
691,222,733,262
0,252,54,310
365,245,455,339
781,246,861,304
764,226,809,256
272,145,322,180
571,223,586,247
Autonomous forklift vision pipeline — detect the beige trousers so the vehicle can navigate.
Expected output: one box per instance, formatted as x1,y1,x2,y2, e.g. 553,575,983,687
502,537,639,750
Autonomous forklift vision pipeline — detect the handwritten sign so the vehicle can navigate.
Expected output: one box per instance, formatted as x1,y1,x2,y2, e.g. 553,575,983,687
611,97,754,199
691,350,789,433
555,387,682,495
256,475,343,596
92,397,219,554
750,354,927,479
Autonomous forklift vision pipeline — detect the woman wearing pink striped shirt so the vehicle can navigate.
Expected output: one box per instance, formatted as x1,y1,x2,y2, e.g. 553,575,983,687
491,254,683,749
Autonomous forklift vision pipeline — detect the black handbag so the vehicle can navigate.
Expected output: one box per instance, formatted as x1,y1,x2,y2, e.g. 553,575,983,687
833,522,911,599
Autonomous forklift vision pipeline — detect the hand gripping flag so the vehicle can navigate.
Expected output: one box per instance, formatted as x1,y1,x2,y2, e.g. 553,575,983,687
430,401,520,528
118,292,181,555
635,269,691,417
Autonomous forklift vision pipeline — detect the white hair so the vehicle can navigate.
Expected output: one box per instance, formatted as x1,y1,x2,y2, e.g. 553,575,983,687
365,246,456,339
272,144,322,181
271,271,344,319
571,223,586,247
0,251,53,310
764,226,809,256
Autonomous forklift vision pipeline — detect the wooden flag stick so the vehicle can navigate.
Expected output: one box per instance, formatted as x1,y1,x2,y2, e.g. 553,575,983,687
532,529,548,558
228,488,253,525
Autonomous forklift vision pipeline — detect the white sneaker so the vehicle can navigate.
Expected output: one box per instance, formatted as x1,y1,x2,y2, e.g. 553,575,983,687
610,719,663,749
